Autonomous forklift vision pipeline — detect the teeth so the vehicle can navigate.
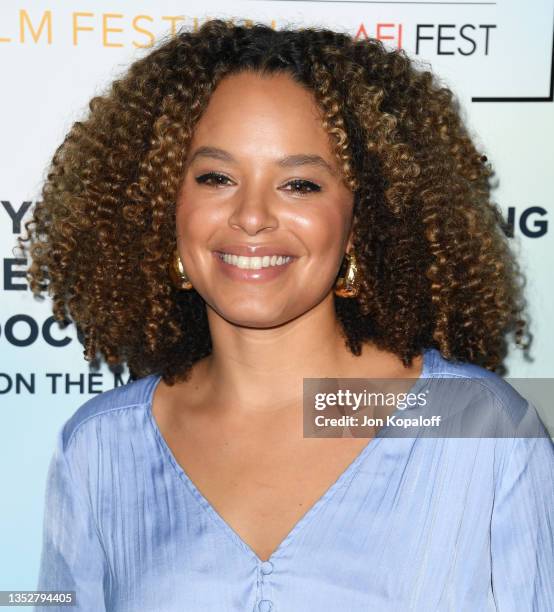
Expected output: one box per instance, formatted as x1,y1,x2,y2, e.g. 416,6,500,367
219,253,293,269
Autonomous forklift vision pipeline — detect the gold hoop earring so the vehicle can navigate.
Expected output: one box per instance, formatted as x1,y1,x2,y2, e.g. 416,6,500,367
169,248,193,290
334,251,360,298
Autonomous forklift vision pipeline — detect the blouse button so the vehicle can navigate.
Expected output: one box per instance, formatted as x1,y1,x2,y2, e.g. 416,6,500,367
258,600,273,612
260,560,274,575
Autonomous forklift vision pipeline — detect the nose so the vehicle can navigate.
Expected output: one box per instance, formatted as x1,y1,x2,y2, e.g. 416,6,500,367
227,184,279,236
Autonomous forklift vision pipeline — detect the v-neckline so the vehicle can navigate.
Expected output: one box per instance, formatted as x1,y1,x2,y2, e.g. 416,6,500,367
145,348,434,565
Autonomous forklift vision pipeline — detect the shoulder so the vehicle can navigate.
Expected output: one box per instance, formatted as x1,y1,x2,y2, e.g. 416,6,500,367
60,373,161,452
424,348,547,437
425,346,523,407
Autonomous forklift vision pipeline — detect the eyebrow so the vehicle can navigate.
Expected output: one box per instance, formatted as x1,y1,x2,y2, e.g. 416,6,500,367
186,145,337,176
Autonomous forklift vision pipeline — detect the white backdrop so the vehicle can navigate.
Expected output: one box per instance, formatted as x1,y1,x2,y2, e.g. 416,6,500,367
1,0,553,598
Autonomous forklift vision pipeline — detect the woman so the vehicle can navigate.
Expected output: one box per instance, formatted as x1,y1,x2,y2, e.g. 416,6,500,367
23,18,553,611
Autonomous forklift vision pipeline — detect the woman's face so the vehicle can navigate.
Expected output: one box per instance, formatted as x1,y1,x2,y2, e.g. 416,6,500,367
176,70,355,328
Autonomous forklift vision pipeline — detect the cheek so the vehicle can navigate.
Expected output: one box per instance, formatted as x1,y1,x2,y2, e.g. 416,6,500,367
289,199,352,255
175,197,224,243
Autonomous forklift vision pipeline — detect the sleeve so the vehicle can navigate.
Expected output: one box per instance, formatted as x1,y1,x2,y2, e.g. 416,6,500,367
34,428,110,611
490,421,554,611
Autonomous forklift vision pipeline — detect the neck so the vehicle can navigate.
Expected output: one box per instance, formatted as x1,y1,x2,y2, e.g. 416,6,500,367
193,293,422,416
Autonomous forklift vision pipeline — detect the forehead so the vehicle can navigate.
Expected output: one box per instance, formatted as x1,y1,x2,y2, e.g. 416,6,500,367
189,71,335,156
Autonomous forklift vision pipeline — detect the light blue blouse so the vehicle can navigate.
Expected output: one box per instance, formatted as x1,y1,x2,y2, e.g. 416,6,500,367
35,348,554,611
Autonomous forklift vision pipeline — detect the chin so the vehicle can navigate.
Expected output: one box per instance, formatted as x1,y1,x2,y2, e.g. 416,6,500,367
210,303,292,329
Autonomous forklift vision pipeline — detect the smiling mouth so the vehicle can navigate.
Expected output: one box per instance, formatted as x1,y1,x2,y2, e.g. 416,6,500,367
215,252,294,270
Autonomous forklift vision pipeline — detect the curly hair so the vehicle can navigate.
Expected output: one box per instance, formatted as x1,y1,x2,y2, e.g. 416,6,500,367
18,18,529,384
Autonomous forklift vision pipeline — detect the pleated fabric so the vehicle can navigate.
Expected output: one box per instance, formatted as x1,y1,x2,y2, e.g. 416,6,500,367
35,348,554,611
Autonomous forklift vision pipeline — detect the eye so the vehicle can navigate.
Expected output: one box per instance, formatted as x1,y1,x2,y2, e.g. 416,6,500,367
195,172,233,187
282,179,322,197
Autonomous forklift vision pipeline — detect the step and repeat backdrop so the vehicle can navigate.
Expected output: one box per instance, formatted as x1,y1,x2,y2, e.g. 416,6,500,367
1,0,553,597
